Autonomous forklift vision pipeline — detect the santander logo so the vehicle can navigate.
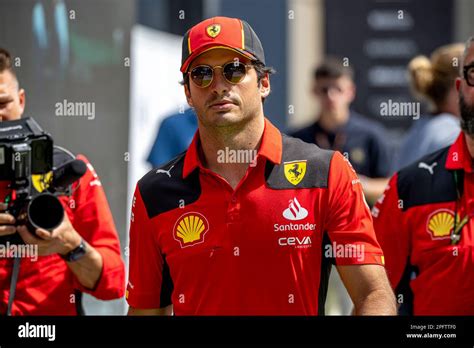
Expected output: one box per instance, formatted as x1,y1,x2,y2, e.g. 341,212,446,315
282,197,308,221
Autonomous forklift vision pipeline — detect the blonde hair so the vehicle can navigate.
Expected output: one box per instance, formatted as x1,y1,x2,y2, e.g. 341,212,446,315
408,43,464,108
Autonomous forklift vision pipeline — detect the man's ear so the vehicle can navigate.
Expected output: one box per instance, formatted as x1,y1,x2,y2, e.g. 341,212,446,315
456,77,461,92
18,88,25,115
346,80,356,103
351,83,356,101
184,84,194,107
259,73,271,99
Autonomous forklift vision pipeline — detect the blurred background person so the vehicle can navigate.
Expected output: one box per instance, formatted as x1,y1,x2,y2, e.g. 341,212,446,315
147,108,197,167
396,43,464,170
291,58,391,205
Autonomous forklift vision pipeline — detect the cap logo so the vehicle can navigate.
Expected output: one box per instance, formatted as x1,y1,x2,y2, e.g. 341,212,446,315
206,24,221,38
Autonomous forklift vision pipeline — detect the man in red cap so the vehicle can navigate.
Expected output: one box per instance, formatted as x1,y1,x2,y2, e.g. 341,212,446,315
127,17,396,315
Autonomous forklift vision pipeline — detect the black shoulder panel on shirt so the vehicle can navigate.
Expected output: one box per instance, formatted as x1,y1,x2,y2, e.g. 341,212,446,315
138,152,201,219
265,134,334,189
397,146,456,211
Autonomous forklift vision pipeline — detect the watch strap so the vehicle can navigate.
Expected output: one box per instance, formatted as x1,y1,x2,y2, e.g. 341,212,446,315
60,238,86,262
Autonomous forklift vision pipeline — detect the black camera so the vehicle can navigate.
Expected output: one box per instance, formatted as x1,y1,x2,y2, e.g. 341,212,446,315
0,117,86,240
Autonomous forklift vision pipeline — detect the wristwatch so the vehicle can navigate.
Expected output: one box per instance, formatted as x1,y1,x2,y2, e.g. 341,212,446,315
60,238,87,262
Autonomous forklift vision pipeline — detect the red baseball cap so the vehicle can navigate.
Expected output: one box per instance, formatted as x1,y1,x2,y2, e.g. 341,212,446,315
181,16,266,73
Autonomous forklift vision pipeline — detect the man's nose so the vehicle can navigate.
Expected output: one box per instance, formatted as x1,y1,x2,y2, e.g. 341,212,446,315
326,88,339,101
210,67,229,94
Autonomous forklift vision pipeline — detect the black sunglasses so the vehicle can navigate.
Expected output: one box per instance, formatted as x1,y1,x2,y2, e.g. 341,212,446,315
463,64,474,87
188,61,253,88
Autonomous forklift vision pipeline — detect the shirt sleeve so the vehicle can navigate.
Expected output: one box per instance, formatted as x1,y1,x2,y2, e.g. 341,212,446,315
68,154,125,300
325,151,385,266
371,173,410,289
126,184,172,309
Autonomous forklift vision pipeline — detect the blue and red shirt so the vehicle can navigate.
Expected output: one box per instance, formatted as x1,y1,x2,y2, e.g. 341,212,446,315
373,132,474,315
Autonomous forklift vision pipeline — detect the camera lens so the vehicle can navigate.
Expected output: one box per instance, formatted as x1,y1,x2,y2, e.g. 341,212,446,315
28,194,64,231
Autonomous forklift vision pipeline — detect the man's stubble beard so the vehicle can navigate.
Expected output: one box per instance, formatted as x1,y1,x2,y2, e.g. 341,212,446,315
197,99,261,132
459,92,474,135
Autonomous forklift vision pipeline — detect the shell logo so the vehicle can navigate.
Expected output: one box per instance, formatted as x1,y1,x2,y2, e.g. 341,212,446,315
173,212,209,248
426,209,455,239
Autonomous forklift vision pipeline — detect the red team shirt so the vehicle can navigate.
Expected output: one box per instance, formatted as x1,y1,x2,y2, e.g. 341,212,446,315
0,151,125,315
127,118,384,315
373,132,474,315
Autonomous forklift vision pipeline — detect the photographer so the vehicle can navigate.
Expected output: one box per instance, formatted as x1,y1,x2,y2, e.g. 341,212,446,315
0,47,125,315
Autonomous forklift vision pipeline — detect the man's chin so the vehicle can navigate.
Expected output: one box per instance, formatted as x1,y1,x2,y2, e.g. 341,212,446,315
205,111,244,127
0,115,21,122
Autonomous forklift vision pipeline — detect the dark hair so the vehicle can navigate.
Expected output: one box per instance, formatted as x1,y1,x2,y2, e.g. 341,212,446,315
314,57,354,81
462,36,474,73
181,60,275,103
253,60,276,85
0,47,15,75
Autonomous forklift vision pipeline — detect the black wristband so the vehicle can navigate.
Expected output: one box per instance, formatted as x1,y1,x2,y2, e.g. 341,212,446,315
60,238,87,262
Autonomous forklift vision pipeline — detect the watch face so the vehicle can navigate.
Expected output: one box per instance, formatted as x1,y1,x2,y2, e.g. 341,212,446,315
68,240,87,262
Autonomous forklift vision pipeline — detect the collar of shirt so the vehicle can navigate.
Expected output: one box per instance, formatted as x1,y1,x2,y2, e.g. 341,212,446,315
182,117,282,179
445,131,473,173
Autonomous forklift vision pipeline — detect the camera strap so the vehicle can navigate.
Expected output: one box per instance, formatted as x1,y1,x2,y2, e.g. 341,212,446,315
7,256,21,316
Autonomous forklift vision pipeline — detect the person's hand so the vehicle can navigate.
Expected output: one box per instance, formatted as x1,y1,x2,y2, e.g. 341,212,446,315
17,213,82,256
0,202,17,236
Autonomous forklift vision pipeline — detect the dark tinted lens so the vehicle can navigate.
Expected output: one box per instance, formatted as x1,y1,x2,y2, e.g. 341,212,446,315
468,66,474,86
223,62,247,84
191,66,213,87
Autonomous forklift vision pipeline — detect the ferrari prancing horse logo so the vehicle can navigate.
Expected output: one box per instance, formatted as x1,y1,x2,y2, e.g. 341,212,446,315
206,24,221,38
284,160,307,186
32,171,53,193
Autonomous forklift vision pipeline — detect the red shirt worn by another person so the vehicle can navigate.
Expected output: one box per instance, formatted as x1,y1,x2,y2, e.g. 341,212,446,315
0,149,125,315
127,118,384,315
373,132,474,315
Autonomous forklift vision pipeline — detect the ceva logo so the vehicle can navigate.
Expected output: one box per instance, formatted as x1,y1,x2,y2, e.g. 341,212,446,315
278,236,312,248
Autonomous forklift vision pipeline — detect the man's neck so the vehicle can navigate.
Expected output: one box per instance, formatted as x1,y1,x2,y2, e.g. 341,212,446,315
198,115,265,189
318,109,350,132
